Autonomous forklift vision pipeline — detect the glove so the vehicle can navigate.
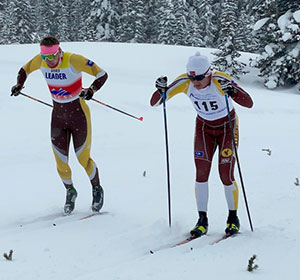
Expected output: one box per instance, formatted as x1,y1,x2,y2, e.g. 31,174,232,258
79,88,94,100
155,76,168,94
11,84,22,96
218,79,237,96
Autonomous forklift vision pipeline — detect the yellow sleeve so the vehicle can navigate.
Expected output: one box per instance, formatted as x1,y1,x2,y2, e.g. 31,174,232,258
166,73,190,101
212,71,233,96
23,54,42,75
69,54,106,78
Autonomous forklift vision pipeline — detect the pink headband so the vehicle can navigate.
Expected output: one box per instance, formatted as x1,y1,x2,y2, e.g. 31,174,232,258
40,44,60,55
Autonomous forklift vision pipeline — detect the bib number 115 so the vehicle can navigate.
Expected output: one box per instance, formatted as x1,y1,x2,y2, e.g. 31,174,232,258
194,101,218,111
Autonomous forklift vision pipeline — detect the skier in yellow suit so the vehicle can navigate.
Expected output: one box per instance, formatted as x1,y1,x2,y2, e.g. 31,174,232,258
11,36,108,214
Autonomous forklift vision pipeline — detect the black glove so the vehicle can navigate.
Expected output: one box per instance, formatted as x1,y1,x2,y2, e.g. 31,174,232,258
11,84,22,96
79,88,94,100
218,79,237,97
155,76,168,94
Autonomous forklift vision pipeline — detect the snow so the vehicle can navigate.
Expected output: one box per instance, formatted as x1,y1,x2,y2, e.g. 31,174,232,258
253,17,269,31
1,42,300,279
290,41,300,57
293,10,300,23
278,10,292,33
264,43,276,56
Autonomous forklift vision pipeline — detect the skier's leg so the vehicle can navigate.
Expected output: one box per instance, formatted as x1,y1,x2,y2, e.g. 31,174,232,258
51,120,77,214
51,125,73,187
191,118,217,237
72,99,103,212
218,117,240,234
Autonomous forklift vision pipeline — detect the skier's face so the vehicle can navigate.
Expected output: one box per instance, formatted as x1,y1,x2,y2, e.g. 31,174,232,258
188,71,211,90
41,48,61,68
190,75,211,90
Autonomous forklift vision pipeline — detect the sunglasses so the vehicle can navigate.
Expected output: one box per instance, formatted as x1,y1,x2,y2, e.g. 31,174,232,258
41,49,59,61
188,69,210,81
188,74,206,81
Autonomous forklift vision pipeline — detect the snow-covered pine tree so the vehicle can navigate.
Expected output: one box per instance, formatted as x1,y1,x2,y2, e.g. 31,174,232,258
55,0,71,42
132,0,147,43
235,0,256,52
116,0,147,43
87,0,120,42
171,0,188,46
196,0,220,48
185,6,204,47
254,9,300,89
4,0,35,44
251,0,279,53
2,0,19,43
212,0,248,78
68,0,90,42
156,0,177,45
0,0,5,44
35,0,59,41
144,0,159,43
277,0,300,15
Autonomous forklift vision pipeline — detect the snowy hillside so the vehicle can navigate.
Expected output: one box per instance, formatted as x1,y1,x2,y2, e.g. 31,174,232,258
0,42,300,280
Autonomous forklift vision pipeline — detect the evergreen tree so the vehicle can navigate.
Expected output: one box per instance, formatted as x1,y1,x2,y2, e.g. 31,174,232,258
0,0,5,44
171,0,189,46
144,0,160,43
251,0,280,52
185,6,204,47
277,0,300,15
5,0,35,44
254,9,300,88
156,0,177,45
116,0,147,43
235,2,255,52
88,0,120,42
197,0,220,48
69,0,88,42
132,0,146,43
3,1,18,43
36,0,58,40
56,0,71,42
212,0,248,78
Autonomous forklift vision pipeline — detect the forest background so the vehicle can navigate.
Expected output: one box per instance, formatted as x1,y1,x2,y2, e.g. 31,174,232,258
0,0,300,89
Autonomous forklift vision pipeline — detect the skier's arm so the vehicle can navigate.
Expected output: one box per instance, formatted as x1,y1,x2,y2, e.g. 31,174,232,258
11,55,42,96
231,86,253,108
150,74,190,107
213,72,253,108
70,54,108,93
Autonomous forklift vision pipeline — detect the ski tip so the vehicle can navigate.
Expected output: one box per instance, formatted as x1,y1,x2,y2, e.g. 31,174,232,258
139,116,144,121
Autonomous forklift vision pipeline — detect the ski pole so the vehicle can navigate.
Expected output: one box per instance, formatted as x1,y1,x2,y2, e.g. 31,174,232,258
91,98,143,121
20,92,53,108
161,89,172,228
19,93,143,122
225,94,254,232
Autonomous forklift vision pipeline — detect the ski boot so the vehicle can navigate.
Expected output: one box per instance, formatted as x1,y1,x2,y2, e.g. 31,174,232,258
64,187,78,215
190,214,208,238
225,215,240,236
92,185,104,212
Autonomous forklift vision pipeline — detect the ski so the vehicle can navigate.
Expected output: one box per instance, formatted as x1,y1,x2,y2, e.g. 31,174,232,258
79,212,103,220
210,232,240,245
150,232,240,254
18,211,109,228
150,235,201,254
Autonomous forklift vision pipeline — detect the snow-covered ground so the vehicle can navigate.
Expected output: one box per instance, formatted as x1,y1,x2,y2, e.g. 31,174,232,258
0,42,299,280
